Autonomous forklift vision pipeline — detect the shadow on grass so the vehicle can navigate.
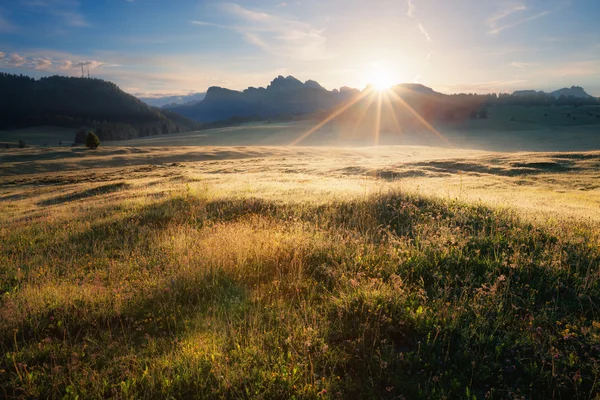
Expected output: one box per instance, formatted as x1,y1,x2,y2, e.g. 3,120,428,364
409,159,577,177
3,191,600,398
0,271,246,398
37,182,130,206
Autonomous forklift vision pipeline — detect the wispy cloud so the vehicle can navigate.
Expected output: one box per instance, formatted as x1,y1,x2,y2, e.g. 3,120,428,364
542,60,600,78
418,23,431,42
441,79,529,94
20,0,89,27
0,11,18,33
487,4,526,31
510,61,537,69
0,50,112,72
406,0,415,17
192,3,331,61
406,0,432,42
487,2,568,35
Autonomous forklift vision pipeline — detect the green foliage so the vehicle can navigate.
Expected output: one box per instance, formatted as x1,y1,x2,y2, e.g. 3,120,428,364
85,132,100,149
1,190,600,399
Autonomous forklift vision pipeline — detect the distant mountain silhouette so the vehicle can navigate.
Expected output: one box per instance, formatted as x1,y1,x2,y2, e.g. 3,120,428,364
171,75,359,123
139,92,206,108
512,86,592,99
512,90,544,96
551,86,592,99
0,73,201,141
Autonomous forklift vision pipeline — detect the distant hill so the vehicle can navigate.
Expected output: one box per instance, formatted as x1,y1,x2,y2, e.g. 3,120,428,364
512,86,593,99
551,86,592,99
0,73,201,142
512,90,544,96
170,76,359,123
139,92,206,108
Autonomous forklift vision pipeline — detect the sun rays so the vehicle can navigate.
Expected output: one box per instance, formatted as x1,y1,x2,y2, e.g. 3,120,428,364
289,88,373,146
290,85,452,147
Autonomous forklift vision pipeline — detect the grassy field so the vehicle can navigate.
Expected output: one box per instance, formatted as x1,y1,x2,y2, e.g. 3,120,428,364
2,104,600,151
1,143,600,399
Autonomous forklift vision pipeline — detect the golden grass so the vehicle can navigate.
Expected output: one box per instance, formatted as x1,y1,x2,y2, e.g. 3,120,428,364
1,145,600,399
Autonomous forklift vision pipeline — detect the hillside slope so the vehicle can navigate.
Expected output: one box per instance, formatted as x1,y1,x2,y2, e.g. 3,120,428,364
0,73,201,142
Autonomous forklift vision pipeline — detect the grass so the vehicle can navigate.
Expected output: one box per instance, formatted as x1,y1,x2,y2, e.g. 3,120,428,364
1,145,600,399
3,104,600,151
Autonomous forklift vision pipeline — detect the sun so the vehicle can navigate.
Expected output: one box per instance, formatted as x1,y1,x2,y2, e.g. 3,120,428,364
368,64,395,91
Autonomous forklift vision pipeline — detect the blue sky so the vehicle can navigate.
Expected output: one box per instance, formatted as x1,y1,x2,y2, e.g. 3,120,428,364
0,0,599,97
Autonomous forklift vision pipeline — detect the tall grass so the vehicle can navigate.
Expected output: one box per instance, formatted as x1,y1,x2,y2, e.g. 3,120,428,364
1,189,599,399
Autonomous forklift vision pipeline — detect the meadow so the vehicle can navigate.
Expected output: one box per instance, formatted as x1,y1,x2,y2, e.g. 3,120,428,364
3,104,600,151
1,140,600,399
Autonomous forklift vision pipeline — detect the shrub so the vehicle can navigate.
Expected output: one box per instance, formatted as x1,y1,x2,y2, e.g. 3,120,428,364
85,132,100,149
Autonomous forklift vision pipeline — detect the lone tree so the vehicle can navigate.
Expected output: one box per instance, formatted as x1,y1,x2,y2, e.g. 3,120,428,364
18,139,27,148
85,131,100,149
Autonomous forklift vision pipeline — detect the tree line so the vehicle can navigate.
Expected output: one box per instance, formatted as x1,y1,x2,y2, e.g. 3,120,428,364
0,73,201,141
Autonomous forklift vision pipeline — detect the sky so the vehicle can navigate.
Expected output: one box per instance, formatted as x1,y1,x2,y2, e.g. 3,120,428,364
0,0,599,97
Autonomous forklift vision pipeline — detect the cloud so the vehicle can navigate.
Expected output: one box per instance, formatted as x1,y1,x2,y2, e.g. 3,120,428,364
9,53,26,67
418,23,431,42
20,0,89,27
60,60,73,70
75,60,107,69
487,4,526,30
54,10,88,27
510,61,536,69
0,11,18,33
542,60,600,78
193,3,331,61
442,79,529,94
0,52,5,59
406,0,415,17
405,0,432,42
0,50,113,73
487,2,569,35
33,58,52,70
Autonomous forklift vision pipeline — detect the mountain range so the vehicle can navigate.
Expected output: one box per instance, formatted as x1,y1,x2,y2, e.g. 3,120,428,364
169,78,599,124
169,76,360,123
1,72,598,144
139,92,206,108
512,86,593,99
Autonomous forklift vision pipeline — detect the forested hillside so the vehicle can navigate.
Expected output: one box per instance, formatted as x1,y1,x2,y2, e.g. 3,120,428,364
0,73,201,141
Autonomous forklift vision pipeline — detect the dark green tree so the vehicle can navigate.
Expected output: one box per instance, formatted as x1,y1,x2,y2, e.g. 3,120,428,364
18,139,27,148
85,132,100,149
